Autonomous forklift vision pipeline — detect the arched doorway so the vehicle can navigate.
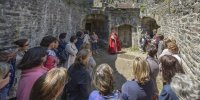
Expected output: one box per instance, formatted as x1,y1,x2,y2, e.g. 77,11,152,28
118,24,132,48
84,14,109,40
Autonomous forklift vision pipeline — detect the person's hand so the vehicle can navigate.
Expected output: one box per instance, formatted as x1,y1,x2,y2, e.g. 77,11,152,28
0,73,11,89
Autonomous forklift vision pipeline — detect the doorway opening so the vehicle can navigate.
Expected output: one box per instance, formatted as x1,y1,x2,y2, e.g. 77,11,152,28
84,14,109,41
118,24,132,48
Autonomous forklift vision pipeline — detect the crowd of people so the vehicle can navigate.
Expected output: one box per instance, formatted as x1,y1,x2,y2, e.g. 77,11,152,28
0,29,199,100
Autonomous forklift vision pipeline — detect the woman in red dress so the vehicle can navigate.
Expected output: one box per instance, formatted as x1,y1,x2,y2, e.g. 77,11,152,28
108,31,121,54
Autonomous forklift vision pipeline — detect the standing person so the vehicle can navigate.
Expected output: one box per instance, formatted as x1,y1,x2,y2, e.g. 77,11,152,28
157,35,164,57
80,43,96,77
16,47,48,100
158,38,172,59
108,30,121,54
83,31,91,44
75,31,84,51
0,50,16,100
56,33,68,65
91,32,99,55
122,57,154,100
61,49,91,100
11,39,29,99
146,45,159,99
89,63,124,100
29,68,67,100
0,62,11,100
65,35,78,69
159,41,182,65
159,55,185,100
14,39,29,65
40,36,59,70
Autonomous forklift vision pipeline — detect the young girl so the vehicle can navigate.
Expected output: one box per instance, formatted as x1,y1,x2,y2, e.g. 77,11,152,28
40,36,59,70
89,63,124,100
30,68,67,100
16,47,48,100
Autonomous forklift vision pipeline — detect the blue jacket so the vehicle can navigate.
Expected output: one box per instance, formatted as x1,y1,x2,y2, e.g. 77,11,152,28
159,84,179,100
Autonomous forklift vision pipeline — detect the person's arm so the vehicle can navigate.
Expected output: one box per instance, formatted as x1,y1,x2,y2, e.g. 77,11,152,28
88,57,96,68
159,89,171,100
66,44,77,56
121,83,129,100
78,72,89,100
44,56,55,70
0,73,10,89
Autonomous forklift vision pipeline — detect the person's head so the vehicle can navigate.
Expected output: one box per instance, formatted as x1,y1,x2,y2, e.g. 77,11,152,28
14,39,29,51
76,31,83,38
159,35,164,40
59,33,67,40
30,67,67,100
160,55,185,83
164,38,171,49
132,57,150,85
18,47,47,70
70,35,77,43
0,50,16,62
147,44,157,58
168,42,179,54
40,36,57,49
54,40,59,49
80,43,91,50
74,49,90,66
84,31,89,35
0,62,10,80
171,73,200,100
171,38,176,43
92,32,96,35
93,63,114,96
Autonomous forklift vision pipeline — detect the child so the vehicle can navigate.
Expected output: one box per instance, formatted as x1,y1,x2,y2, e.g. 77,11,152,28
89,64,124,100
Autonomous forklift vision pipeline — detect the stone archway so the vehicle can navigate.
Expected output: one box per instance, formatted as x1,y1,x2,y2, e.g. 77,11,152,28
84,14,109,40
117,24,133,48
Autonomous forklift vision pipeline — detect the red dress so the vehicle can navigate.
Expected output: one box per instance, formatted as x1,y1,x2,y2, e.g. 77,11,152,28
108,32,121,54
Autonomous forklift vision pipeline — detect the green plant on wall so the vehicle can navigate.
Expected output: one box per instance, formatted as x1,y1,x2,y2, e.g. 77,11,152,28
108,0,114,4
140,4,145,13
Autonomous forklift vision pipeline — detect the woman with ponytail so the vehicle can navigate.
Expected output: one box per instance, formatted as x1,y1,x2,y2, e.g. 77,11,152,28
61,49,91,100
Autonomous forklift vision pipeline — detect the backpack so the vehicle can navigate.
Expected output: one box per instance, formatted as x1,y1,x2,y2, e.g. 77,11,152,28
57,40,69,64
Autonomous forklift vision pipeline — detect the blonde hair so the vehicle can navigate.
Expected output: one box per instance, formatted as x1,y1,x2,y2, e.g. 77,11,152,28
133,57,150,85
168,42,179,54
163,38,172,49
0,62,10,79
93,63,114,96
30,67,67,100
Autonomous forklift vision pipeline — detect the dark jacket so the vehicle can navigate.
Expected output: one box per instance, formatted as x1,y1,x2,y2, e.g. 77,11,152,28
159,84,179,100
62,63,91,100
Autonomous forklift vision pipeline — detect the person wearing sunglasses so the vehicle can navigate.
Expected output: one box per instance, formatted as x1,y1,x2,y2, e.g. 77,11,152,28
11,39,29,99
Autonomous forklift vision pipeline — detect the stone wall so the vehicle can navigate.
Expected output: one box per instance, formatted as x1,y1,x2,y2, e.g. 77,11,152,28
0,0,88,49
143,0,200,77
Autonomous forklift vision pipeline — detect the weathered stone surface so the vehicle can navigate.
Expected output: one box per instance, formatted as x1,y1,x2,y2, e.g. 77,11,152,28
0,0,88,48
142,0,200,77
